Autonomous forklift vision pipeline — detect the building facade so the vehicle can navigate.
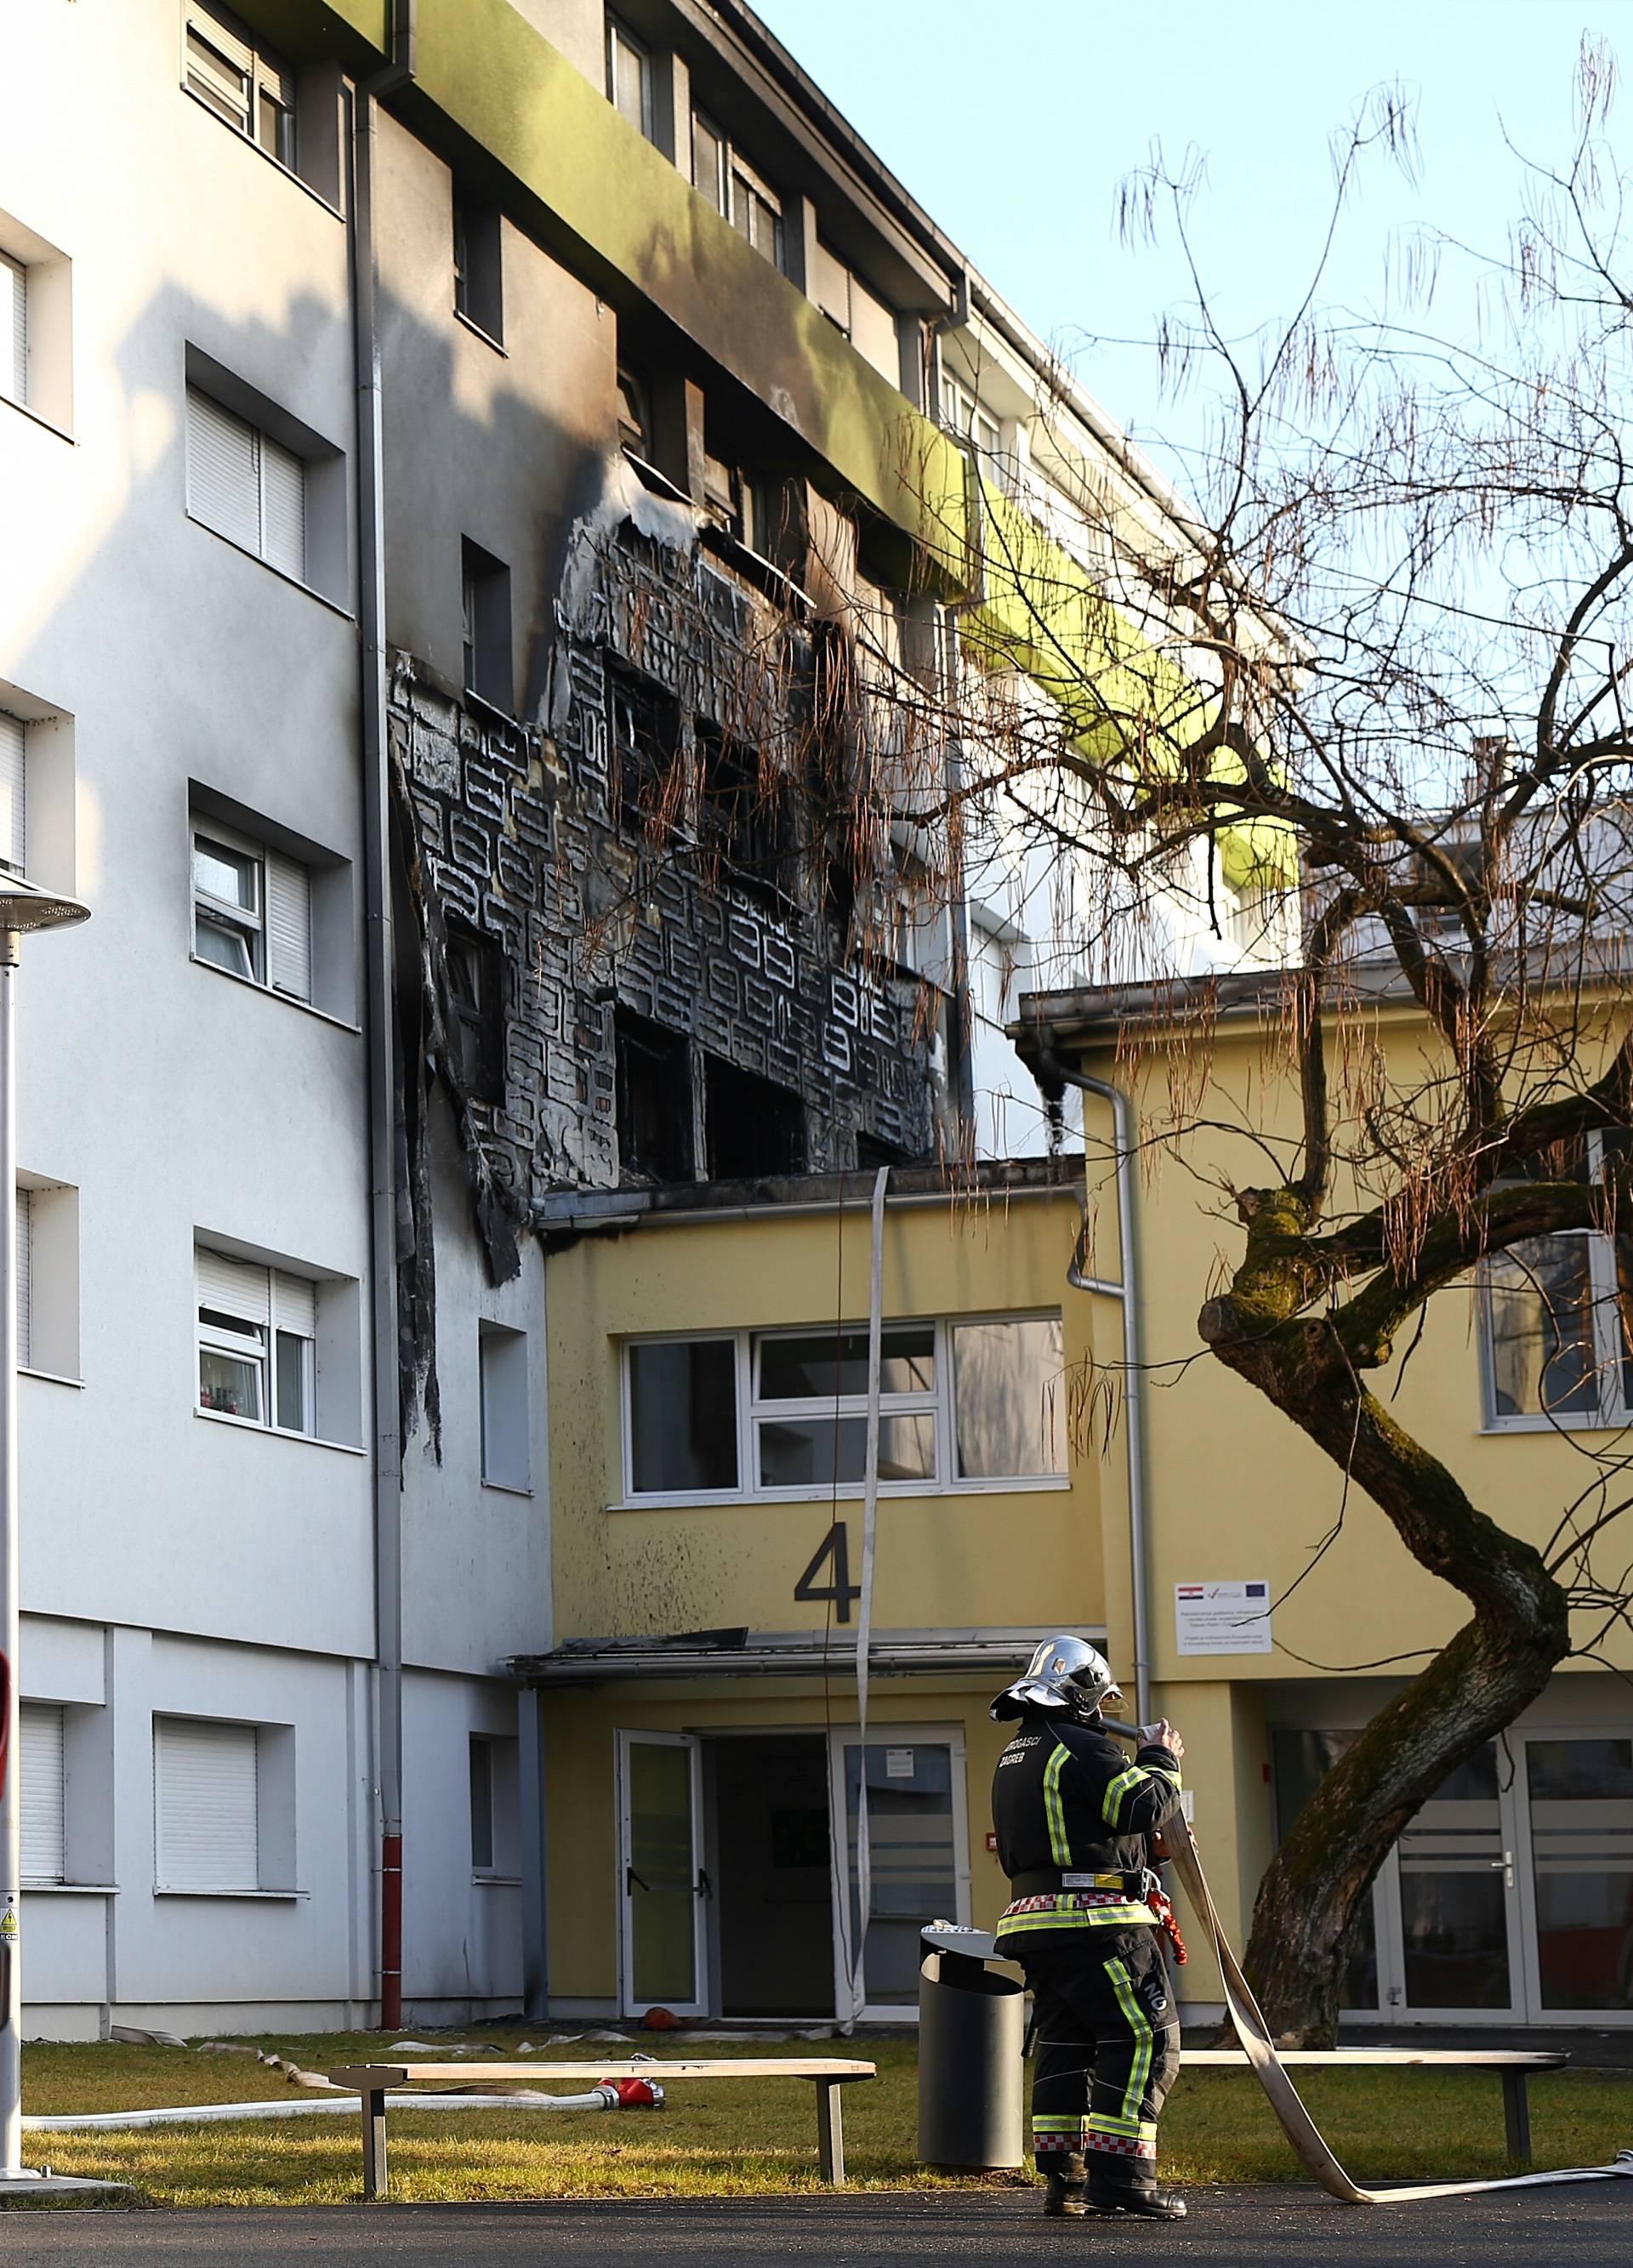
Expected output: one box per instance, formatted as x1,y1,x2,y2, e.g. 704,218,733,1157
3,0,1231,2032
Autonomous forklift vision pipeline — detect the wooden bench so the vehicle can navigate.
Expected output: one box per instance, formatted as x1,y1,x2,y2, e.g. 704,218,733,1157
1182,2047,1568,2163
328,2058,878,2200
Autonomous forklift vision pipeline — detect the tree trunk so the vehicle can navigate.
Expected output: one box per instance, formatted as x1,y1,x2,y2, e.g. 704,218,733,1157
1198,1280,1571,2046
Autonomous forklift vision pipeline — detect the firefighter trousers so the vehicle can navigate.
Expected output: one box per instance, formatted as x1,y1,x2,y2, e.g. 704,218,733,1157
1016,1927,1181,2175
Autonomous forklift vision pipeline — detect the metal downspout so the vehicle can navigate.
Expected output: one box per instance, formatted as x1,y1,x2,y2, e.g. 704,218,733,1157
350,0,414,2033
1036,1051,1152,1726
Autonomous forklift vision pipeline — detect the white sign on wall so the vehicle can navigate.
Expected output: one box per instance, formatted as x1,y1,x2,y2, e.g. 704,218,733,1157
1175,1580,1272,1656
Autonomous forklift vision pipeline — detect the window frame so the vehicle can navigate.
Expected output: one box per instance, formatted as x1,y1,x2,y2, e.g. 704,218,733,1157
182,2,297,172
617,1310,1069,1507
191,816,313,1004
690,109,783,271
195,1247,320,1442
185,383,310,588
605,14,655,142
1479,1137,1633,1433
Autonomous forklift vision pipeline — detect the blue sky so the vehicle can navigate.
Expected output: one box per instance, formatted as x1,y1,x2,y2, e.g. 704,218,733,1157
753,2,1612,480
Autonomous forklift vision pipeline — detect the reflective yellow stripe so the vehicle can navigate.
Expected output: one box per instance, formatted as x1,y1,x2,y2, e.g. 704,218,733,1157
1104,1956,1153,2129
1101,1765,1144,1825
1086,2112,1157,2139
994,1904,1157,1934
1044,1742,1072,1866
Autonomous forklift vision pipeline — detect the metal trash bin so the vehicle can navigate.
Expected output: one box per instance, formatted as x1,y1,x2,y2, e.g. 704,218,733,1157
917,1922,1025,2169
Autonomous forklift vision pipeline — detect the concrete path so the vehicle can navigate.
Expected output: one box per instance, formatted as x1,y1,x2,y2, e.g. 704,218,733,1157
1,2186,1630,2266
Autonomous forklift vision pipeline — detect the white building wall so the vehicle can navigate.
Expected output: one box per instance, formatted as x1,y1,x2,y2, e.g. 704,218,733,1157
0,0,383,2032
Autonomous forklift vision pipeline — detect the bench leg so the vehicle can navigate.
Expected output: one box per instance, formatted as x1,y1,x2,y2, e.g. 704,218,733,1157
815,2081,845,2187
1501,2070,1531,2165
361,2088,389,2202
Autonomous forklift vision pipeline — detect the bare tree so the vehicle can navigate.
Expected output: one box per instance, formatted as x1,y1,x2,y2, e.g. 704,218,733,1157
869,45,1633,2041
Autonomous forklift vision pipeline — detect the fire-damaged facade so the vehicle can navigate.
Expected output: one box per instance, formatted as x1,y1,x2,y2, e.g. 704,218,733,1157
392,476,944,1244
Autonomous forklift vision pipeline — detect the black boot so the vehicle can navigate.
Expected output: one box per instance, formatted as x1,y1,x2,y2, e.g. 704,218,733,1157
1085,2151,1187,2220
1042,2150,1088,2216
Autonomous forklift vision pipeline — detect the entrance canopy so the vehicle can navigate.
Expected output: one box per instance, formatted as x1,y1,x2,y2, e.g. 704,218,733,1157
506,1626,1101,1686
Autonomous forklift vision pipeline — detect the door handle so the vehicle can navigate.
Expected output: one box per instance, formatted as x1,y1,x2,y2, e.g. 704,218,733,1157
626,1867,650,1895
1487,1853,1516,1889
694,1867,712,1898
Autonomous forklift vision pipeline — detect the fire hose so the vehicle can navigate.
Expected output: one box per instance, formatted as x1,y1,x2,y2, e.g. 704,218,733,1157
1101,1719,1633,2205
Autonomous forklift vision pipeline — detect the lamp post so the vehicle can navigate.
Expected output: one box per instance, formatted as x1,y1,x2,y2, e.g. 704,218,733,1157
0,874,88,2180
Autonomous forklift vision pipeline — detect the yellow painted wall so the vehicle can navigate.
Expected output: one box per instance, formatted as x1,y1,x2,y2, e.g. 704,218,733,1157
1076,1017,1633,1691
545,1189,1104,1643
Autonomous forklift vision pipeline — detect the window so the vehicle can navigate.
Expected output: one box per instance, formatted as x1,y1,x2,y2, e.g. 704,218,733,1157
461,538,512,711
704,1056,805,1179
699,728,793,893
616,1009,692,1183
184,2,294,168
606,663,682,824
606,15,653,140
191,820,310,1001
446,923,504,1103
154,1717,259,1891
616,366,651,457
20,1702,64,1886
1,253,23,408
1482,1132,1633,1428
196,1247,316,1435
691,112,782,270
622,1314,1067,1499
186,385,306,582
627,1337,738,1493
951,1316,1064,1478
756,1324,936,1488
452,192,503,343
14,1177,77,1381
479,1322,530,1491
811,242,898,385
469,1732,520,1878
940,372,1003,481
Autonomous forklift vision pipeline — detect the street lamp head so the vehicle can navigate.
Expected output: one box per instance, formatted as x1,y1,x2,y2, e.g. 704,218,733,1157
0,873,89,935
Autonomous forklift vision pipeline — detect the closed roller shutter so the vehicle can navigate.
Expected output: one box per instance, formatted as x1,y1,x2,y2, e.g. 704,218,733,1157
259,436,306,582
154,1717,259,1890
271,1269,316,1339
0,712,25,875
196,1247,269,1327
15,1191,30,1372
265,853,310,999
0,255,23,406
186,387,259,554
20,1702,64,1884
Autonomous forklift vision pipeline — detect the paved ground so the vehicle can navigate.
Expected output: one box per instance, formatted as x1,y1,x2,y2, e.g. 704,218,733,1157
1,2186,1630,2266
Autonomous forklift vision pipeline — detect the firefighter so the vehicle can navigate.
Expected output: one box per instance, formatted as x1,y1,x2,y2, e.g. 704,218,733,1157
990,1635,1187,2220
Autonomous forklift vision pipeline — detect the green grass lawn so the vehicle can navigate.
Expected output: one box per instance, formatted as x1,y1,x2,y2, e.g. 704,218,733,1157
15,2031,1633,2207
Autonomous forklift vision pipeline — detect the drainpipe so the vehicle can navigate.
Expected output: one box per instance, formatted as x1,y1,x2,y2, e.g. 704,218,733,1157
350,0,415,2035
1034,1050,1152,1726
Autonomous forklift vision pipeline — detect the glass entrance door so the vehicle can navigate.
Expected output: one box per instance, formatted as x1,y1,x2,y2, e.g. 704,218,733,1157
618,1731,706,2017
1518,1736,1633,2017
1389,1742,1523,2018
828,1731,970,2017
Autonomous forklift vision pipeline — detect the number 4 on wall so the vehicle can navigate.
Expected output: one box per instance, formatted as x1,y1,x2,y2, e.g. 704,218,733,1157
794,1521,862,1623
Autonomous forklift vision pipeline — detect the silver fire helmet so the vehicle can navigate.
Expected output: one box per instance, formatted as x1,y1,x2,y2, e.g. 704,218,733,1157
990,1634,1123,1722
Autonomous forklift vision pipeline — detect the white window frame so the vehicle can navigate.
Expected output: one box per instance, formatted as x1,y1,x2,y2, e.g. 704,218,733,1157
606,14,654,142
191,816,311,1003
20,1700,65,1887
196,1246,318,1441
617,1311,1068,1505
152,1714,262,1894
182,1,296,172
1480,1140,1633,1433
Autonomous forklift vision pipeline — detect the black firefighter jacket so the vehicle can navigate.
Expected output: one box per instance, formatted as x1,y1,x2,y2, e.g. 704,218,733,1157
990,1711,1184,1946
